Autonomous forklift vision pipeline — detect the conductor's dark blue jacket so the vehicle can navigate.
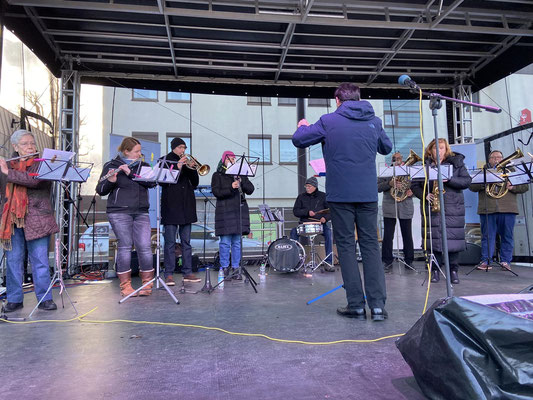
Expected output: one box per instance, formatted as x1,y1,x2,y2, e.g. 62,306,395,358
292,100,392,203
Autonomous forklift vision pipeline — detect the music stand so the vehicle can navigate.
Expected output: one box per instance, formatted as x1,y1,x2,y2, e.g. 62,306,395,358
28,149,93,318
209,154,259,293
119,157,180,304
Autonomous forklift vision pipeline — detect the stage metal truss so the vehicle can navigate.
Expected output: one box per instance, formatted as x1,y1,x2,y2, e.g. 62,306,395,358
452,79,474,144
1,0,532,97
55,67,80,274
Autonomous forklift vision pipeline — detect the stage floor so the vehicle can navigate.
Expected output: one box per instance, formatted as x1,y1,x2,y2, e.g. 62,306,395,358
2,262,532,400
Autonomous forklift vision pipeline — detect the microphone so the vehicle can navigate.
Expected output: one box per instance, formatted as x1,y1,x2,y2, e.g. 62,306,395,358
398,74,420,90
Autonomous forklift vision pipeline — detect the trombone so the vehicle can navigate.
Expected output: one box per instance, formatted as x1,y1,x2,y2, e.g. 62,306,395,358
184,154,210,176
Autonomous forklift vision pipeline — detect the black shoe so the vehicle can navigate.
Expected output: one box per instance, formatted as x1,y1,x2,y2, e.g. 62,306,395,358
383,263,393,274
451,270,460,284
324,264,335,272
336,306,366,320
38,300,57,311
431,270,440,283
231,267,243,280
4,302,23,313
370,308,388,321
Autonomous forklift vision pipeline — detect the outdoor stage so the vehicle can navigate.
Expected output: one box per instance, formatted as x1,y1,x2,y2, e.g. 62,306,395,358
2,263,532,400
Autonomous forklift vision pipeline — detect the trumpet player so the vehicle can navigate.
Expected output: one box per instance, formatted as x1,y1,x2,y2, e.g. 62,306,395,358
97,137,156,297
378,152,414,273
411,139,471,284
160,137,201,285
469,150,528,271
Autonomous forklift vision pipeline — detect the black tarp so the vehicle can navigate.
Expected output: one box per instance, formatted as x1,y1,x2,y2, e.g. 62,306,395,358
396,295,533,399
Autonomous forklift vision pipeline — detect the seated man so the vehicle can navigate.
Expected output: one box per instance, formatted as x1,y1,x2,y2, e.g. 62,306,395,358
290,177,333,269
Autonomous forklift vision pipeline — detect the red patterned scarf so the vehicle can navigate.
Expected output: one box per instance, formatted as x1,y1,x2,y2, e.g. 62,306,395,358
0,158,34,250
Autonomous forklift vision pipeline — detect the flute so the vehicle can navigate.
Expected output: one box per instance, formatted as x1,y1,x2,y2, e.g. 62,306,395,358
99,158,141,182
3,152,40,162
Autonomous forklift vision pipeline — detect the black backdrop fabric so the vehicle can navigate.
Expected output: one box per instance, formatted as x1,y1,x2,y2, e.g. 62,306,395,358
396,296,533,400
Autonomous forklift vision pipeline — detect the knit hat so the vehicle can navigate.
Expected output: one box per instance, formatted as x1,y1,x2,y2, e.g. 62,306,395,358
221,150,235,163
305,176,318,188
170,137,186,150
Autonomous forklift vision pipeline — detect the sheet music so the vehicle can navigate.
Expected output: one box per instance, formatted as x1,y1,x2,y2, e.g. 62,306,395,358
469,169,504,184
225,160,257,176
134,165,180,183
409,165,453,180
63,164,92,182
378,165,409,178
258,204,282,222
507,163,532,185
36,148,76,180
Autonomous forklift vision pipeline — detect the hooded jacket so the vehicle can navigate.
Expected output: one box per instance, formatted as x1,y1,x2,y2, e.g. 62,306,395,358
211,161,254,236
159,151,199,225
292,100,392,203
96,155,155,214
411,152,472,253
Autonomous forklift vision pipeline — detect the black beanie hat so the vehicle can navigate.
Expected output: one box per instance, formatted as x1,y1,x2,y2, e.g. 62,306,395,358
170,137,186,150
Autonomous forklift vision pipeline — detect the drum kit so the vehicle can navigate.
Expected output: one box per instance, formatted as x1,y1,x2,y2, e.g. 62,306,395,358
265,209,332,274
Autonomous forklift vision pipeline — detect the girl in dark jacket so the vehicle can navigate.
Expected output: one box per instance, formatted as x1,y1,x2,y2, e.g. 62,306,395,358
211,151,254,279
411,138,472,284
96,137,156,297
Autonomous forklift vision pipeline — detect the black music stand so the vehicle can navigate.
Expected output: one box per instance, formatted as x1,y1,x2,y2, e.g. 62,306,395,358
28,149,93,318
209,154,259,293
119,157,181,304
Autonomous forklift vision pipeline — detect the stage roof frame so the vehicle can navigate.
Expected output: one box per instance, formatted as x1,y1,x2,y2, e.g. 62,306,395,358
1,0,533,98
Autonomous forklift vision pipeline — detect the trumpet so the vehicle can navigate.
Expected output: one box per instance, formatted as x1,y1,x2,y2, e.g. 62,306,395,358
184,154,210,176
99,157,142,182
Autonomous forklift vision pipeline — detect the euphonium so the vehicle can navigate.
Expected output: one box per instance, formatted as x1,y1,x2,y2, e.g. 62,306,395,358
390,149,422,202
184,154,210,176
485,148,523,199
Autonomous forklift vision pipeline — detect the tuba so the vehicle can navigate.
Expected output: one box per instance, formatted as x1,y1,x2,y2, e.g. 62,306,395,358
485,148,523,199
184,154,210,176
391,149,422,202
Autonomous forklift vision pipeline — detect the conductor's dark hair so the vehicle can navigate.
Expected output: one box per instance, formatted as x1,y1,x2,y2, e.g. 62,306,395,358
334,83,361,102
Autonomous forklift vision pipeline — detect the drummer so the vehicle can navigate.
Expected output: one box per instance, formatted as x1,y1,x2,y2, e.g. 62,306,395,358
290,176,333,269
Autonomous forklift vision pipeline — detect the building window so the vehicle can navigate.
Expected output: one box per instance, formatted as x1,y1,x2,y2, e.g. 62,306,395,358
166,92,191,102
383,100,423,160
247,97,271,106
166,134,191,153
308,98,330,107
279,136,297,164
384,112,397,128
132,89,158,101
248,135,272,164
132,131,159,142
278,98,296,106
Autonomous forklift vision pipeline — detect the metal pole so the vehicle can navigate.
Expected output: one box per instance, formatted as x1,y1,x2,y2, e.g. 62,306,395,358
296,98,307,190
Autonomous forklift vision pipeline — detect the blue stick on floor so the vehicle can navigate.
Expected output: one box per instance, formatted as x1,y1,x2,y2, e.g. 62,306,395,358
306,284,343,305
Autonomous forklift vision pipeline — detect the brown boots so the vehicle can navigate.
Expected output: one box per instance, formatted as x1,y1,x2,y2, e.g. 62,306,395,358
118,271,137,297
139,270,154,296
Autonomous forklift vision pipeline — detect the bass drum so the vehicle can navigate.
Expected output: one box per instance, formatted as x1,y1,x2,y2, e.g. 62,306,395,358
267,237,305,273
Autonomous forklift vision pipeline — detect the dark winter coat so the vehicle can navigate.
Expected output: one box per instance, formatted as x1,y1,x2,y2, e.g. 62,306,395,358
411,152,472,253
293,189,330,223
470,163,529,215
292,100,392,203
378,177,414,219
160,151,199,225
211,164,254,236
0,158,59,241
96,155,156,214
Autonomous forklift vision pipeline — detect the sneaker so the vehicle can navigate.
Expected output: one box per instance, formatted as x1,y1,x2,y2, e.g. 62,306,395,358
183,274,202,283
500,262,511,271
38,300,57,311
4,302,23,313
165,275,175,286
476,262,492,270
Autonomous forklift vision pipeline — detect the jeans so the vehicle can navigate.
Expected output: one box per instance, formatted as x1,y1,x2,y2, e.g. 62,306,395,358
329,202,386,309
108,213,153,273
381,217,414,265
290,223,333,263
219,234,241,268
163,224,192,277
5,228,52,303
480,213,516,264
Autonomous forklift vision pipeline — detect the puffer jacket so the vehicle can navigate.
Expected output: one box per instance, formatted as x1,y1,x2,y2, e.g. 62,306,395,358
0,159,59,241
211,162,254,236
411,152,472,253
378,177,414,219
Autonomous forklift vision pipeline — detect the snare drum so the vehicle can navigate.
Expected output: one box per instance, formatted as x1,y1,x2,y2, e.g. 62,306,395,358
297,222,323,236
267,237,305,273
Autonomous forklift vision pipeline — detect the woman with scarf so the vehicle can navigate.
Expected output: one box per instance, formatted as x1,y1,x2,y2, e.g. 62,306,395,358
211,151,254,280
0,129,59,312
97,137,155,297
411,138,472,284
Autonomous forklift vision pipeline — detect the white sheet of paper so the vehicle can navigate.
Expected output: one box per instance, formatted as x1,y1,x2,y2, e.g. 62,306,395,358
225,160,256,176
378,165,409,178
469,169,504,183
64,166,91,182
409,165,453,180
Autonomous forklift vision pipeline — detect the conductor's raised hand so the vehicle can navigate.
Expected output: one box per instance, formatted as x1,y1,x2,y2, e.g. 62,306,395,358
297,119,310,128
